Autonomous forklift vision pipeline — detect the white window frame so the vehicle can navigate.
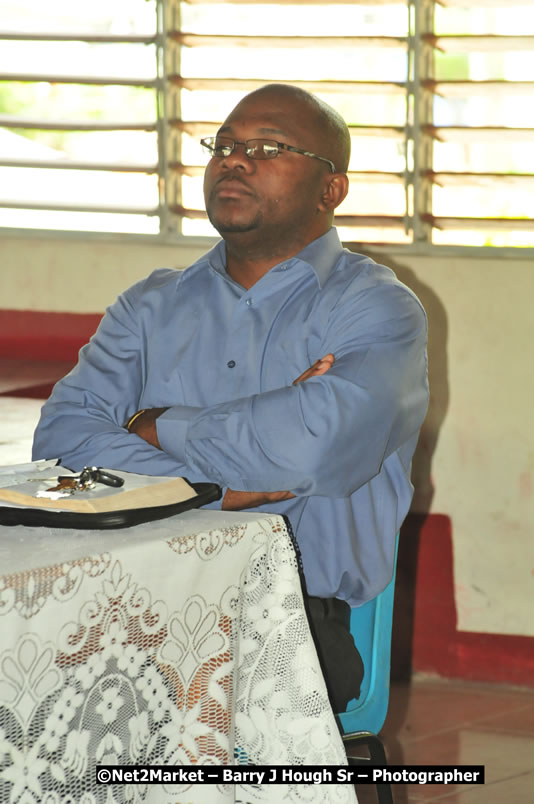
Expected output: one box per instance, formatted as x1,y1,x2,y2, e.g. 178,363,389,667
0,0,532,259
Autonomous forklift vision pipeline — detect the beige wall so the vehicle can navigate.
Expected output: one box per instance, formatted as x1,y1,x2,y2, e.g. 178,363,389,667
1,232,533,637
0,234,207,313
373,251,534,638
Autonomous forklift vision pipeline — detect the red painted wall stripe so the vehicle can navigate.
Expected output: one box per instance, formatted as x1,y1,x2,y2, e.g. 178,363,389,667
0,310,102,361
411,513,534,687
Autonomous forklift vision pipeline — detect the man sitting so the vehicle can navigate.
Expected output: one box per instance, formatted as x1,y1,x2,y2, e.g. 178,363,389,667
33,83,429,712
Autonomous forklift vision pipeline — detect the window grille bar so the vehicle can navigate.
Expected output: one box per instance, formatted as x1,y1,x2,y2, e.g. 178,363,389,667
404,0,414,236
426,34,534,52
335,216,409,228
172,205,408,228
424,215,534,231
0,159,158,173
174,120,407,140
424,80,534,97
440,0,533,7
171,33,407,48
0,74,157,88
170,77,407,94
0,32,157,44
158,0,176,236
424,126,534,143
426,172,534,187
0,117,157,132
0,200,159,215
174,163,407,182
185,0,405,5
410,0,434,243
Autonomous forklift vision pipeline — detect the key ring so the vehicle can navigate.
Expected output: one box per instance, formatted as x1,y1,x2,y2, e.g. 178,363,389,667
46,467,125,494
74,467,124,491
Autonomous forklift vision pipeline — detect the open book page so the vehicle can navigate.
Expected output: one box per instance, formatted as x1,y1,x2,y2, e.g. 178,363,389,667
0,459,59,488
0,464,197,513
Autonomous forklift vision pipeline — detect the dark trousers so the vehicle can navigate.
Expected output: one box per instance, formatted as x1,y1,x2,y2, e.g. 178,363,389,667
304,595,364,714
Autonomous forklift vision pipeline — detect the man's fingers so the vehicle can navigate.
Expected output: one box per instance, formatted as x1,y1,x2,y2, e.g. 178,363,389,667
317,353,335,371
293,353,335,385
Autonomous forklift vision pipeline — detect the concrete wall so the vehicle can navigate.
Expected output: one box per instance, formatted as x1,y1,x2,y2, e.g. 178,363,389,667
1,231,533,644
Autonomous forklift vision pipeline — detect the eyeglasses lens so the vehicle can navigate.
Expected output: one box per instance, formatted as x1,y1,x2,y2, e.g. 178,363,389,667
202,137,280,160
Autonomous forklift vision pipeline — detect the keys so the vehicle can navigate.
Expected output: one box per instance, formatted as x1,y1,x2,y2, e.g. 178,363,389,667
45,467,124,493
46,477,79,492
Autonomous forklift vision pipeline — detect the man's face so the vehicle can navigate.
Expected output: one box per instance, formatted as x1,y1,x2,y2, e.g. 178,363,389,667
203,92,330,241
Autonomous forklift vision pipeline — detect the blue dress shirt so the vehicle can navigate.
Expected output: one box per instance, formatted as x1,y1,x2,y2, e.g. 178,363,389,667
33,228,428,606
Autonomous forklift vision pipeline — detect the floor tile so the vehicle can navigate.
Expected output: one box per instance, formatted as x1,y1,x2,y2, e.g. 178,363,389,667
474,702,534,736
420,769,534,802
384,679,534,744
391,728,534,801
379,680,534,804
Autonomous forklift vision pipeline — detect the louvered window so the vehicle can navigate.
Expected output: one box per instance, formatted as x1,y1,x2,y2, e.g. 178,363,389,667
423,0,534,247
0,0,160,234
1,0,533,249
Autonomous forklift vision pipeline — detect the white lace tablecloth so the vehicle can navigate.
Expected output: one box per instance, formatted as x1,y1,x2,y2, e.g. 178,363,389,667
0,509,357,804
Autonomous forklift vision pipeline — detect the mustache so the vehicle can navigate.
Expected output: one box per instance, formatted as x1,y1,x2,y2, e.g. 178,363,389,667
214,172,254,192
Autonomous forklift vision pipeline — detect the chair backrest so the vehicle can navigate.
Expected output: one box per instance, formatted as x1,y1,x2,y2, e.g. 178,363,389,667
337,532,399,735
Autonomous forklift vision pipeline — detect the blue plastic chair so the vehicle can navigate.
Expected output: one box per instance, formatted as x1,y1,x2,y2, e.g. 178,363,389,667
337,533,399,804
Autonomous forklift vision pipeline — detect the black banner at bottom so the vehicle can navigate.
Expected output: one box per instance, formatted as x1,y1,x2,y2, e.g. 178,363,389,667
96,764,485,786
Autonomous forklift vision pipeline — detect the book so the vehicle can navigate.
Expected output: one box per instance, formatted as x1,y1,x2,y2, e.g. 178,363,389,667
0,463,198,514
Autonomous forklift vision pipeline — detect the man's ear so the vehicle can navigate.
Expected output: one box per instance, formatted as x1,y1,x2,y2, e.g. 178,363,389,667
317,173,349,213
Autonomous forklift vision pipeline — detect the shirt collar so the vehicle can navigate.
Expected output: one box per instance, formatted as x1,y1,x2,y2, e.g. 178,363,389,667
188,227,344,290
290,227,344,288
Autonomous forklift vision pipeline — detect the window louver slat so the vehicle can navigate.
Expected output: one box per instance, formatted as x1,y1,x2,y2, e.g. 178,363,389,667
0,0,532,249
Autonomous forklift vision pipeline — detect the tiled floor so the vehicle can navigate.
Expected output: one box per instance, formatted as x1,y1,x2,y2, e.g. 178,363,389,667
1,391,533,803
350,677,534,803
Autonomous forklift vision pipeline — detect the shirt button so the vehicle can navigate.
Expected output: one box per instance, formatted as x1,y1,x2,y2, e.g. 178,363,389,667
227,360,236,368
246,298,252,306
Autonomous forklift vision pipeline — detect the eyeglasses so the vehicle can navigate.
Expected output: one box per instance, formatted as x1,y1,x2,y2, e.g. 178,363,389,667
201,136,336,173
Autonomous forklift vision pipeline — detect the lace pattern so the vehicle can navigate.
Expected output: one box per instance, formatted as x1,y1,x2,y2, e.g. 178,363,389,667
0,513,357,803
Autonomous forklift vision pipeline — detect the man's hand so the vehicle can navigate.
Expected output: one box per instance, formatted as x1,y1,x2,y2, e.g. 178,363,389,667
126,407,168,448
293,353,335,385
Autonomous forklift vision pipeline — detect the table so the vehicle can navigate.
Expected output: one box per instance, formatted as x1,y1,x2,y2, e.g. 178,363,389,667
0,509,357,803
